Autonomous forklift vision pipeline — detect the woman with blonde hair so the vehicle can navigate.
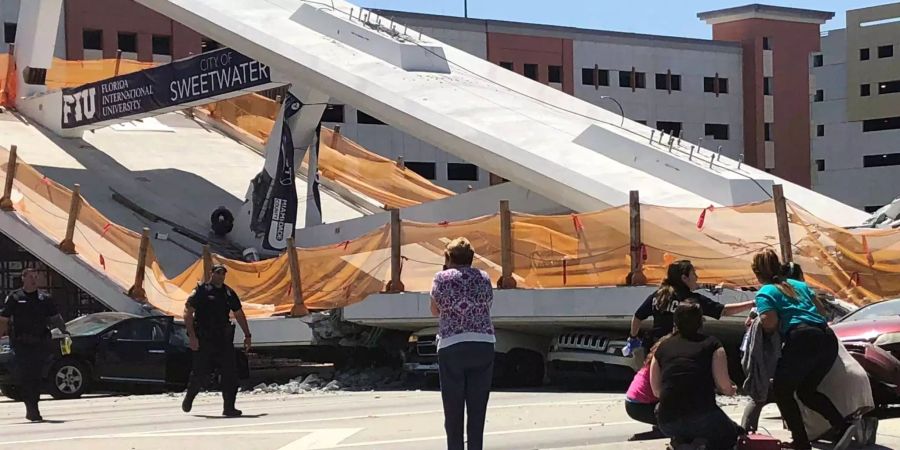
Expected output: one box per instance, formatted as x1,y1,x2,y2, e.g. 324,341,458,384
431,237,495,450
751,249,857,450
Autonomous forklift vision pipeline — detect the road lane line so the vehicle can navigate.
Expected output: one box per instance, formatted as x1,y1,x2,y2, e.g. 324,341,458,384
276,428,363,450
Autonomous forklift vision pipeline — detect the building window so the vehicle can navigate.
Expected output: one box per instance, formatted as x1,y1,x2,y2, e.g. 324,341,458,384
201,38,221,53
405,162,437,180
321,105,345,123
861,84,871,96
447,163,478,181
118,32,137,53
863,116,900,132
636,120,647,125
655,73,681,91
878,80,900,95
3,23,15,44
581,68,610,87
619,70,646,89
656,121,682,136
865,205,885,213
815,159,825,171
764,123,773,141
814,89,824,102
878,45,894,58
812,54,824,67
83,29,103,51
524,64,538,80
703,76,728,94
548,65,562,84
762,36,771,50
860,48,870,60
816,124,825,137
500,61,513,71
357,111,385,125
152,35,172,56
705,123,729,140
763,77,774,95
863,153,900,168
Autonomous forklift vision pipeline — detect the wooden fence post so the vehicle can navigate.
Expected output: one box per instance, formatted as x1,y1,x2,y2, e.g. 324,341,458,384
387,209,405,292
498,200,516,289
58,184,82,254
202,245,213,282
773,184,793,263
0,145,18,211
628,190,647,285
287,237,308,316
127,227,150,300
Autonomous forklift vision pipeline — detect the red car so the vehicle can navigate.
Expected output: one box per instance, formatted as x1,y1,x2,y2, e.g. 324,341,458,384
831,298,900,407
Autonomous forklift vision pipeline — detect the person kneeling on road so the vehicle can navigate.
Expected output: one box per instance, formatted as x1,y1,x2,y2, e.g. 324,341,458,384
182,264,252,417
624,338,667,441
650,301,741,450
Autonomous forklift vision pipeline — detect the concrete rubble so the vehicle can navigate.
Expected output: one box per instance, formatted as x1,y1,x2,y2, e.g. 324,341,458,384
249,366,406,394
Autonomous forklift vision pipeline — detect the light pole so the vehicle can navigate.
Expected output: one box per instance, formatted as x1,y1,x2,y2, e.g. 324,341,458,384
464,0,468,18
599,96,624,127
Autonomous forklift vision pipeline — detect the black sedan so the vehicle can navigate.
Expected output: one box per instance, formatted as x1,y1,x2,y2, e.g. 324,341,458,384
0,312,245,400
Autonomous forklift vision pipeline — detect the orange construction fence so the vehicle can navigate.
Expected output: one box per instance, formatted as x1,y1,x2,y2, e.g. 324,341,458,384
204,94,455,209
2,144,900,320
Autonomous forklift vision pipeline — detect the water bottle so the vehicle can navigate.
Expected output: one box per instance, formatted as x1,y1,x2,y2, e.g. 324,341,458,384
623,336,641,357
60,335,72,356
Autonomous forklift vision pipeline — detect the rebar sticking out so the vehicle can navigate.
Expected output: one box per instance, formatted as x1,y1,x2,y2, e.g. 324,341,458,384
698,137,704,154
689,145,695,161
738,154,744,170
677,129,683,146
649,130,655,144
716,145,723,161
668,136,675,152
658,131,665,145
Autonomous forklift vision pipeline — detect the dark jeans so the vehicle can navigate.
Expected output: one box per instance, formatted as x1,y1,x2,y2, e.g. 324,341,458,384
438,341,494,450
625,400,658,426
658,408,740,450
186,338,238,410
773,324,844,447
12,341,50,410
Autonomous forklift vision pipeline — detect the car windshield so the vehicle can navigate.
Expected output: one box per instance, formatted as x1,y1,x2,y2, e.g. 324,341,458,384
65,314,131,336
838,299,900,323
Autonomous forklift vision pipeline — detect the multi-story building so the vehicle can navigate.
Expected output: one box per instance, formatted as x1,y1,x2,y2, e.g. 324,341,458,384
810,2,900,212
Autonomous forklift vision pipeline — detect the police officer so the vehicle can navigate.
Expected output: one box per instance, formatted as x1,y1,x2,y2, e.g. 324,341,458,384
0,268,69,422
182,264,252,417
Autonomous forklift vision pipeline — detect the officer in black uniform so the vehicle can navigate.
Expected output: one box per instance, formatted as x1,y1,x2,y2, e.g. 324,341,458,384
182,264,252,417
0,268,69,422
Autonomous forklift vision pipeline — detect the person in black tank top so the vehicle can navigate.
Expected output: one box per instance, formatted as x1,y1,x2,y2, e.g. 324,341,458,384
650,302,741,450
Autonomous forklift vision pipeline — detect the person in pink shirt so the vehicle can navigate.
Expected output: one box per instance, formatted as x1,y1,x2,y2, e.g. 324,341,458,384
625,338,666,441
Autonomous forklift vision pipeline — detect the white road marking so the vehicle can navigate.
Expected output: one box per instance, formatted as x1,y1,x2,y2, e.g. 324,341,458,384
277,428,363,450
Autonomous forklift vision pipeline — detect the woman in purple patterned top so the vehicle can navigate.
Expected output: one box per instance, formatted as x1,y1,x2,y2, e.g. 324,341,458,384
430,237,495,450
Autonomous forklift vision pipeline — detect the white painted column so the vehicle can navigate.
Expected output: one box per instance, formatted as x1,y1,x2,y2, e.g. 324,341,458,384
14,0,63,98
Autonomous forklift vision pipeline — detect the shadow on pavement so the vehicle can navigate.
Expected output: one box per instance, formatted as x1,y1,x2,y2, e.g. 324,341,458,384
194,413,269,419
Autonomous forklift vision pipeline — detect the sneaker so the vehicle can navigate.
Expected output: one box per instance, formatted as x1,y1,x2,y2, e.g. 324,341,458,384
831,418,860,450
222,408,243,417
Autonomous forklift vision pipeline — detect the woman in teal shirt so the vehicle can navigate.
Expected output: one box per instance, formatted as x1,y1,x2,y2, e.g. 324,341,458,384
752,250,856,450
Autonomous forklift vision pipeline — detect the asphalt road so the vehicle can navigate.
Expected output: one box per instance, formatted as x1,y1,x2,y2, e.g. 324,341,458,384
0,390,898,449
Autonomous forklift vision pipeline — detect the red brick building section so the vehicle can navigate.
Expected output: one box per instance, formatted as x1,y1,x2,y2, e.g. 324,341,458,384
486,32,575,96
64,0,202,61
699,5,834,188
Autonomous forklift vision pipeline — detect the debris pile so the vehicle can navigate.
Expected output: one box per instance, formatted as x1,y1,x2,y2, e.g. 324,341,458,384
249,367,405,394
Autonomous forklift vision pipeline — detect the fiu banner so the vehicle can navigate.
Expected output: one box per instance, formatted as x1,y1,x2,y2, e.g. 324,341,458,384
260,94,303,251
61,48,271,128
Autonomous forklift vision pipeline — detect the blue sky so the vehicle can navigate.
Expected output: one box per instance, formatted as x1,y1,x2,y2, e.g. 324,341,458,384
353,1,888,39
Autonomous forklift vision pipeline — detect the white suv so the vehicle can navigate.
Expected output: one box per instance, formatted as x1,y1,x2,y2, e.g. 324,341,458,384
547,330,643,387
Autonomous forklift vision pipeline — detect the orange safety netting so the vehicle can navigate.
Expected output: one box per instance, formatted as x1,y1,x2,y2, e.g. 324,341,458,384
2,144,900,320
0,54,16,107
204,94,455,209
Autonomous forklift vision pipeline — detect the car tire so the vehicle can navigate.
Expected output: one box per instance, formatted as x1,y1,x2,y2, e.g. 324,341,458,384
0,384,22,401
504,350,545,388
48,358,89,400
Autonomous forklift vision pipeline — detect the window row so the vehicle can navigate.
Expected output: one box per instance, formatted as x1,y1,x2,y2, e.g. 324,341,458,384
860,45,894,61
81,29,172,55
499,62,563,83
645,121,730,140
3,22,15,44
580,68,729,94
404,162,480,181
815,153,900,173
859,80,900,97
